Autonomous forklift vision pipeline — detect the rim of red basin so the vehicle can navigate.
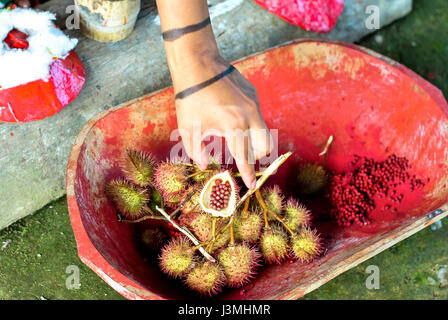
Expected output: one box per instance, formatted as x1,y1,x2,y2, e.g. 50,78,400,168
66,38,448,300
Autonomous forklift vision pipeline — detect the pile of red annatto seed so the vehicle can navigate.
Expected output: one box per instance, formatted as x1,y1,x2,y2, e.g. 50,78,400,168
209,179,232,211
327,154,426,226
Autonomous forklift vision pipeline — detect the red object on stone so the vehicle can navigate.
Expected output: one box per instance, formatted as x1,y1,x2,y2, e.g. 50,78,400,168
4,29,29,49
254,0,344,33
0,50,85,123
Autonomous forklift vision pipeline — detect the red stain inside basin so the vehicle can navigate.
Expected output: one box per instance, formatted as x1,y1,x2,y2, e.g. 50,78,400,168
67,40,448,300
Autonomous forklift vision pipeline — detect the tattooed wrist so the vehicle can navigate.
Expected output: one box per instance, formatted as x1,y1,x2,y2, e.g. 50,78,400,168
162,16,211,41
175,65,236,100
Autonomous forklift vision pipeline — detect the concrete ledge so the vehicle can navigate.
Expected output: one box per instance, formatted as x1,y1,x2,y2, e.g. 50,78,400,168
0,0,412,229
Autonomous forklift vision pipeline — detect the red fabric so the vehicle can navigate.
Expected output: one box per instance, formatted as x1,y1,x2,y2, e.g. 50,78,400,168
0,50,85,123
4,29,29,49
254,0,344,33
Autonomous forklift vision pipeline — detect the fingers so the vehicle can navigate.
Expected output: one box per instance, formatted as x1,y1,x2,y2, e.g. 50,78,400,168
225,129,257,189
249,126,273,161
180,129,209,170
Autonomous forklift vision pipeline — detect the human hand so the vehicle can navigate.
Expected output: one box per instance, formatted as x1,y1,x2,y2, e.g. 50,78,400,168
175,55,273,189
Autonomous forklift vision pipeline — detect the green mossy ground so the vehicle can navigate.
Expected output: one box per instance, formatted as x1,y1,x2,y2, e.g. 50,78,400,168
1,0,447,299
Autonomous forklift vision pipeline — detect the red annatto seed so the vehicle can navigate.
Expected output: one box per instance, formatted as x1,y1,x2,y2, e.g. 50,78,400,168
327,154,425,226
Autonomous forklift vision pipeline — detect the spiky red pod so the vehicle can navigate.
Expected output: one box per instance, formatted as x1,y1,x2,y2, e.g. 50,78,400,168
297,163,328,194
290,228,322,263
141,228,166,252
182,212,230,252
180,185,203,215
234,212,263,243
284,198,311,232
121,149,156,186
184,261,226,296
256,185,284,221
260,226,289,264
217,244,261,288
159,237,195,278
106,178,148,219
154,161,188,202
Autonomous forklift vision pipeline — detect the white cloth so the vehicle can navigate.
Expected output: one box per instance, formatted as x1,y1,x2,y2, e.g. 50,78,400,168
0,8,78,89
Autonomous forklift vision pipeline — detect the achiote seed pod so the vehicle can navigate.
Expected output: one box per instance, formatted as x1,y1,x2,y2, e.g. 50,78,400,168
284,199,310,232
218,244,261,288
260,226,289,264
257,185,284,221
234,212,263,243
122,149,156,186
154,161,188,205
290,228,322,262
141,228,166,251
181,185,203,215
184,261,226,296
159,237,195,278
297,163,328,194
106,179,148,219
200,171,239,218
183,212,230,252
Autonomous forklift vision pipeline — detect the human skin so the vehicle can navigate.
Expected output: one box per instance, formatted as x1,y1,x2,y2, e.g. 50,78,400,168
156,0,273,189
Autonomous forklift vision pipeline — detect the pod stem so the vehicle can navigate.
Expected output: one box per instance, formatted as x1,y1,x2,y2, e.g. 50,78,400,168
186,170,213,179
155,206,216,263
255,190,295,236
319,135,334,167
118,213,165,223
229,218,235,246
207,217,217,253
242,198,250,216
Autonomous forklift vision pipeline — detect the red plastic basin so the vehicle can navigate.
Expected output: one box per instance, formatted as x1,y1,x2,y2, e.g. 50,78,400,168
66,39,448,300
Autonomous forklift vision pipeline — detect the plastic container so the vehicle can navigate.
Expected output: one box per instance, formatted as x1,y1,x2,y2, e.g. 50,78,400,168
75,0,140,42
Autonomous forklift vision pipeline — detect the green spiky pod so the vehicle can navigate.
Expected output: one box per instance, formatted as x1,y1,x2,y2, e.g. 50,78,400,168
256,185,284,221
141,228,166,251
154,161,188,206
106,179,148,219
284,199,311,232
121,149,156,186
234,211,263,243
260,226,289,264
217,244,261,288
290,227,322,263
297,163,328,194
159,237,195,278
184,261,226,296
183,212,230,252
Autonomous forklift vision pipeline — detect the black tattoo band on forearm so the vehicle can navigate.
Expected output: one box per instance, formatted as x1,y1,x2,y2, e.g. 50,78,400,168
162,17,211,41
175,65,237,100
